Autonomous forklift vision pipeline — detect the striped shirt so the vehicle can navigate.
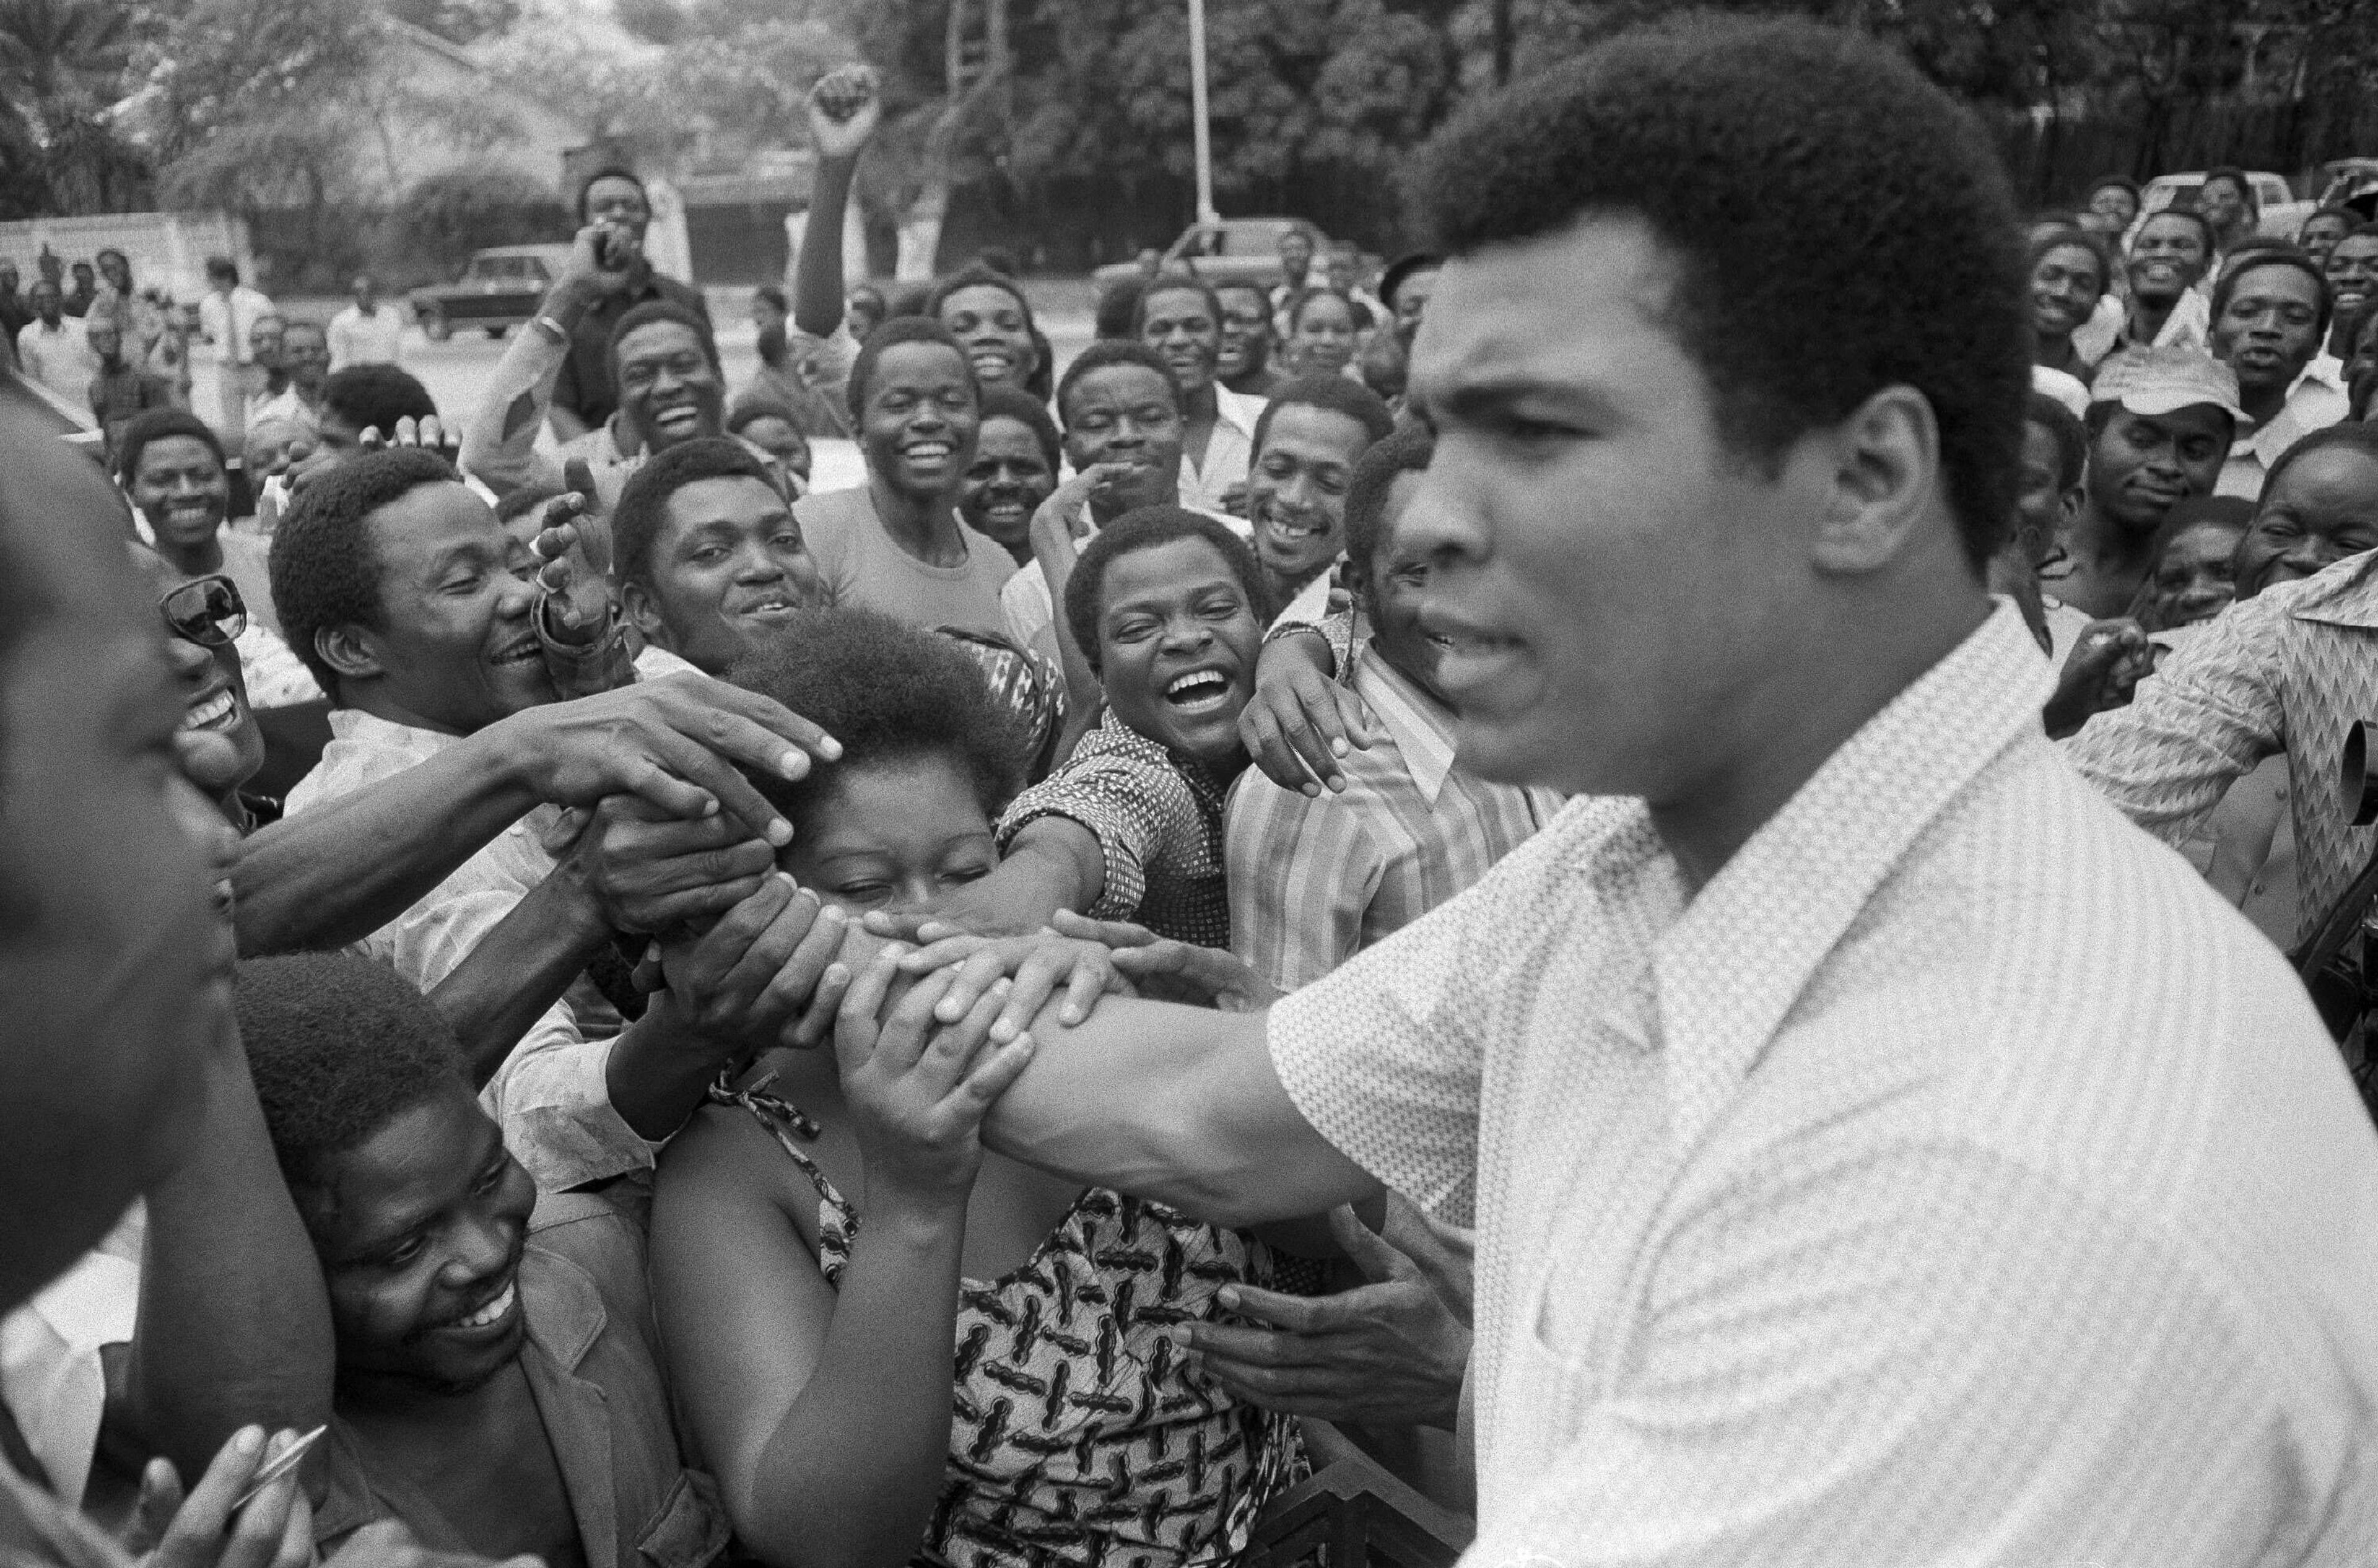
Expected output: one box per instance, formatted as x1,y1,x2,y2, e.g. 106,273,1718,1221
2065,550,2378,947
1225,643,1558,991
996,712,1236,946
1268,601,2378,1562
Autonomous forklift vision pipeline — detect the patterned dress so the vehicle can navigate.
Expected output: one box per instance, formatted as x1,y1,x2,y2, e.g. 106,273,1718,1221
716,1081,1304,1568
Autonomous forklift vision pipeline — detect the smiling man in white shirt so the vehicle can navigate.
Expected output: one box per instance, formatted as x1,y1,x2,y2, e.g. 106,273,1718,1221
850,16,2378,1564
268,448,776,1191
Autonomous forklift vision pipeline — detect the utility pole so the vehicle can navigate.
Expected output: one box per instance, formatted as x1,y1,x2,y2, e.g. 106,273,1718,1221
1188,0,1218,225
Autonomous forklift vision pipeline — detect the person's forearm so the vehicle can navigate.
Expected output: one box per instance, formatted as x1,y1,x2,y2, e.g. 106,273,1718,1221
1029,528,1101,727
232,727,546,954
547,403,592,443
939,821,1101,935
459,288,590,492
603,991,734,1142
734,1196,967,1568
982,995,1371,1227
430,868,613,1088
794,157,859,339
126,1029,334,1492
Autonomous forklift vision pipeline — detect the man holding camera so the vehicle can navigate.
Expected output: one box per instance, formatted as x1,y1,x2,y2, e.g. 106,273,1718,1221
547,168,711,444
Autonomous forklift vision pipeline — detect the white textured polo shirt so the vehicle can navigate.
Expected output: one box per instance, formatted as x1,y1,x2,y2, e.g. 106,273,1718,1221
1270,602,2378,1564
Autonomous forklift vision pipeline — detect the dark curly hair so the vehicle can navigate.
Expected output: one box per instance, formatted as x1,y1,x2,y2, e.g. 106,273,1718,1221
1055,341,1182,427
978,384,1061,472
115,407,225,489
926,264,1036,335
1251,374,1395,455
321,365,438,440
726,608,1026,826
848,316,978,425
2024,391,2088,495
611,435,779,589
607,300,718,383
235,952,466,1193
1405,14,2029,570
2210,246,2333,341
1132,276,1224,336
2136,205,2217,258
1063,507,1265,678
1343,421,1436,584
269,446,456,697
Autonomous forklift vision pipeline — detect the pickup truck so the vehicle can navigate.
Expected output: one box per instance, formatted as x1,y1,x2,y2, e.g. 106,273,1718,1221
1092,217,1357,290
407,243,575,341
2138,171,2315,242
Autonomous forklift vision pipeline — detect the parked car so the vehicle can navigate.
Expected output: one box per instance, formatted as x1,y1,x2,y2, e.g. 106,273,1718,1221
1091,218,1371,291
2316,159,2378,223
2138,171,2315,242
407,244,574,342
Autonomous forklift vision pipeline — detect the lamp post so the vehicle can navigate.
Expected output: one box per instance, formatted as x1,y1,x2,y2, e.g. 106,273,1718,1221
1188,0,1218,226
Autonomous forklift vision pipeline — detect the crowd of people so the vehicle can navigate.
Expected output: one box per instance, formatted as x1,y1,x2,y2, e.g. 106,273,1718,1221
6,15,2378,1568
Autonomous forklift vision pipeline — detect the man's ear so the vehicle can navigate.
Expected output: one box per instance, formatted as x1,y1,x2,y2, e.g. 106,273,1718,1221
316,623,383,684
1810,383,1941,577
618,580,673,650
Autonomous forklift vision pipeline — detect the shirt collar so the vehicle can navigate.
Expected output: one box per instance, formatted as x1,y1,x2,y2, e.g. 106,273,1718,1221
1212,382,1265,438
1650,600,2051,1154
325,707,461,761
2279,547,2378,629
1352,643,1459,801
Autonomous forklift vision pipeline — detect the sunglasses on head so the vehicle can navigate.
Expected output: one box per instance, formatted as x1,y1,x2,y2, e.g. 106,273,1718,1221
160,574,247,648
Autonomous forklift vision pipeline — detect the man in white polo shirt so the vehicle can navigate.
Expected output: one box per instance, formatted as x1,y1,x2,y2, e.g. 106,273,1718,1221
847,15,2378,1563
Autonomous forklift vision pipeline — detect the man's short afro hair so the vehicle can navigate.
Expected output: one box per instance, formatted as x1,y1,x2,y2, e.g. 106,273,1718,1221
321,365,439,440
116,407,225,489
978,384,1062,473
1252,374,1395,455
608,300,720,380
234,952,467,1192
1405,14,2030,571
1056,341,1182,427
1343,420,1435,582
726,608,1026,828
848,316,977,425
269,446,456,697
1063,507,1265,678
611,435,779,589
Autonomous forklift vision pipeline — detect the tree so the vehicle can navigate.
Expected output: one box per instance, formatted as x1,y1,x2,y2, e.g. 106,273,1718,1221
848,0,1012,278
0,0,152,213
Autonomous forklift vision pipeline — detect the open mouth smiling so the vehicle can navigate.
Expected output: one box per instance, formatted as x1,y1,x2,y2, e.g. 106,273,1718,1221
1163,667,1236,714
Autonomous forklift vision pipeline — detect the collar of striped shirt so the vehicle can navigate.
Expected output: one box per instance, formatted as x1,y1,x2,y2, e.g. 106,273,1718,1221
1349,640,1461,803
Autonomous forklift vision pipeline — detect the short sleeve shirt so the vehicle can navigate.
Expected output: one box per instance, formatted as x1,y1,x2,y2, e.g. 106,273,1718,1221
793,485,1017,640
1268,603,2378,1562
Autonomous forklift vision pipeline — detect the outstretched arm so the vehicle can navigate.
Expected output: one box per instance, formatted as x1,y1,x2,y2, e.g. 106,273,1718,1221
793,68,880,339
978,990,1375,1228
126,1014,334,1494
458,227,615,498
232,676,837,956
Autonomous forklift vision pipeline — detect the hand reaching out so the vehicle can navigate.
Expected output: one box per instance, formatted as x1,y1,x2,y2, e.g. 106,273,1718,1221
531,458,612,640
807,65,882,163
1239,628,1378,798
122,1425,313,1568
1178,1203,1470,1429
1047,910,1281,1013
2042,618,2161,739
832,949,1039,1203
496,673,842,850
887,926,1138,1046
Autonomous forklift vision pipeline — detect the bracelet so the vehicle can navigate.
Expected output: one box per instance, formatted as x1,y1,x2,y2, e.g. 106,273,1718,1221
531,314,572,345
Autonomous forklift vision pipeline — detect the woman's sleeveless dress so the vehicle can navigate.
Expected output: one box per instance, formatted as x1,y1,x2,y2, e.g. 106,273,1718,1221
716,1078,1305,1568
